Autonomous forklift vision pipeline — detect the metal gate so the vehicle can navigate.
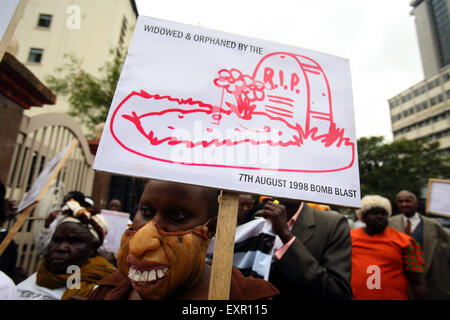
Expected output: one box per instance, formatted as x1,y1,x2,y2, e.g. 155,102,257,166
3,112,95,275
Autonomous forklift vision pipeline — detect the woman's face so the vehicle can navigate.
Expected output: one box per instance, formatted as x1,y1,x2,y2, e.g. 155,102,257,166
117,180,213,300
46,222,95,274
362,208,388,234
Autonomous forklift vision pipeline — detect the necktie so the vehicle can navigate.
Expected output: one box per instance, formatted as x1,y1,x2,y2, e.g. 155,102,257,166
405,219,411,235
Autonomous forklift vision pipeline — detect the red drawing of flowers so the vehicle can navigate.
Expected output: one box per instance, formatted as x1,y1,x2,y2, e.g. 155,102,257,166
214,69,265,119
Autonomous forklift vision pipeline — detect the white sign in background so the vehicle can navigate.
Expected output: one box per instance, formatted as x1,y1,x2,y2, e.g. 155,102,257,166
427,180,450,218
94,16,361,208
100,210,131,253
17,140,76,213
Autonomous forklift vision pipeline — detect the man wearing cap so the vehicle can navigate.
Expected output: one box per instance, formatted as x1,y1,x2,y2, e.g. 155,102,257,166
17,199,116,300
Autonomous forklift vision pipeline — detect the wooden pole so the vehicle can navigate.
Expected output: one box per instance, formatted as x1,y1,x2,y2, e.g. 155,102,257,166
0,140,78,256
0,203,36,256
208,191,239,300
426,178,432,215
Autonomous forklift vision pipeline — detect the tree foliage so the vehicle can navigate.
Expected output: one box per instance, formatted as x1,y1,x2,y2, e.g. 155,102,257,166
357,136,450,203
45,47,126,136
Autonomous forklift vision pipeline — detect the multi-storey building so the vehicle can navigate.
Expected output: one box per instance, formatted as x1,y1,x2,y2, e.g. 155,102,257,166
389,65,450,155
6,0,140,212
12,0,138,120
411,0,450,78
389,0,450,156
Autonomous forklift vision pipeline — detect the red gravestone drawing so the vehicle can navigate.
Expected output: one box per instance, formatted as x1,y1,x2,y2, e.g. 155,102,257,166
109,52,355,173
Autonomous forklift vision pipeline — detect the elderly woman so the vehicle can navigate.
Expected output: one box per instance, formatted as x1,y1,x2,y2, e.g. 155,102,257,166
350,195,428,300
17,200,116,300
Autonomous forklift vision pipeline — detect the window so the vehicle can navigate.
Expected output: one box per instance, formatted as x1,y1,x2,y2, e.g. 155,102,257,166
28,48,43,63
389,99,400,109
38,14,52,28
118,16,128,46
392,114,402,122
435,78,441,86
419,85,426,94
427,78,441,90
430,96,437,106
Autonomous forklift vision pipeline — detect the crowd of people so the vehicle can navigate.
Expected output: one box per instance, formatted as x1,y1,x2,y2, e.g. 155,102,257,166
0,178,449,300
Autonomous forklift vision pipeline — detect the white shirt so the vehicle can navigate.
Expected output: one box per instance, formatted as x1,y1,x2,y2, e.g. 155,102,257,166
402,212,421,234
0,270,18,300
16,273,65,300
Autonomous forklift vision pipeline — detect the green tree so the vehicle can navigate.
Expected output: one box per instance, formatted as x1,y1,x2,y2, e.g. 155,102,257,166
357,136,450,203
45,46,126,136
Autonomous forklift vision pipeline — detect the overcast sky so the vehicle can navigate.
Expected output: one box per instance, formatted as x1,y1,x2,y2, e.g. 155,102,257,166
135,0,424,140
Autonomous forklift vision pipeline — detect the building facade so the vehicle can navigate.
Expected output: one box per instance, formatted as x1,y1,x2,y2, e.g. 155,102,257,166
411,0,450,78
389,0,450,156
7,0,139,212
13,0,138,118
389,65,450,156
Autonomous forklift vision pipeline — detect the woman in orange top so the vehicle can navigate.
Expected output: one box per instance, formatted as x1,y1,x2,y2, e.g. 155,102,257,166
350,195,428,300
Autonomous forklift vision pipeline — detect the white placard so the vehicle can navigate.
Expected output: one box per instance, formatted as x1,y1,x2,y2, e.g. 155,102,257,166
94,16,361,208
17,140,77,212
427,179,450,218
100,209,130,253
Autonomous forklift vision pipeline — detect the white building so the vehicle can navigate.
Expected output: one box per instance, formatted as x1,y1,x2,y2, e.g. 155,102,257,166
389,65,450,156
389,0,450,156
12,0,138,126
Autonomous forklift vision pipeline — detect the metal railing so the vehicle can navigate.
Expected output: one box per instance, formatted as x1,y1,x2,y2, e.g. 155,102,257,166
3,113,94,275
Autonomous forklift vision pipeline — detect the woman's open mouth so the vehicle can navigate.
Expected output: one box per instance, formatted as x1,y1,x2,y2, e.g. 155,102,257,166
128,265,169,287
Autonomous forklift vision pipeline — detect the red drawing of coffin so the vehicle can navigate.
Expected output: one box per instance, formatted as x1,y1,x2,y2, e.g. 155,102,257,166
109,89,355,173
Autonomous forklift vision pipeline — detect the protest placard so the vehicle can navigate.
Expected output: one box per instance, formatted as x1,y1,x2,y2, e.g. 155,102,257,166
100,209,130,253
0,140,78,256
426,179,450,218
94,16,360,209
93,15,361,299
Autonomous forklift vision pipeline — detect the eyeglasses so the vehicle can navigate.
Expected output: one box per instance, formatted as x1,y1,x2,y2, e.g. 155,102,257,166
126,218,213,240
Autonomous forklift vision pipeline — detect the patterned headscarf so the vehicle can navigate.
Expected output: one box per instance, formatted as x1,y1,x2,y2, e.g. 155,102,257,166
59,199,108,244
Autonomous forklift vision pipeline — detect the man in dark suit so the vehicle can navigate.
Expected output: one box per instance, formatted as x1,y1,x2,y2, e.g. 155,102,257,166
258,199,352,299
389,190,450,300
